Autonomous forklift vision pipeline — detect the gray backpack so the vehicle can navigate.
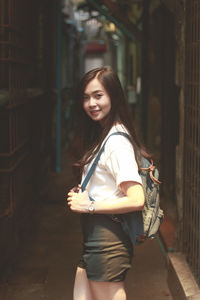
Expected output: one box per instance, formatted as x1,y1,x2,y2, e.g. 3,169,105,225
139,157,164,241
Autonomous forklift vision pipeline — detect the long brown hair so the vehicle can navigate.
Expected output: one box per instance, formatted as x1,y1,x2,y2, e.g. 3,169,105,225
70,66,150,175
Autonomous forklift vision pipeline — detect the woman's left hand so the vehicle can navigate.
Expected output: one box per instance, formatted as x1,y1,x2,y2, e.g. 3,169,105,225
67,190,90,213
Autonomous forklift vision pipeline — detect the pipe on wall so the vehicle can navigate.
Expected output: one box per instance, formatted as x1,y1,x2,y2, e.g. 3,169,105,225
55,0,62,173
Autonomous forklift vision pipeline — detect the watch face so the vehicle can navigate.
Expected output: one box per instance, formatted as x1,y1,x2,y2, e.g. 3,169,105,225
88,202,95,213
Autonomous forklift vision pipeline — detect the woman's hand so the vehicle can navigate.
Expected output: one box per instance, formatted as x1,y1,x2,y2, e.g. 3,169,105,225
67,190,90,213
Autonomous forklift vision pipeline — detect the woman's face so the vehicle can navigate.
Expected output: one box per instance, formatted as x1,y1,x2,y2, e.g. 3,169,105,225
83,78,111,125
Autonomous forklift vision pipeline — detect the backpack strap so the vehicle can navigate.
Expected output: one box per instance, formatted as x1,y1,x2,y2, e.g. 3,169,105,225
81,131,130,192
140,160,161,184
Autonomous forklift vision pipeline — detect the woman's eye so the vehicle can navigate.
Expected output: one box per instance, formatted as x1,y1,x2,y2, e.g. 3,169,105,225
95,93,103,99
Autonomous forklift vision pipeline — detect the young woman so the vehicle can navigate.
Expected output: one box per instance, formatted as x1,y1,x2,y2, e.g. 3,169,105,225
67,66,149,300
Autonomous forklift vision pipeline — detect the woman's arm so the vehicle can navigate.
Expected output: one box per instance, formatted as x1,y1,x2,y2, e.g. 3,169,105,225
67,181,144,214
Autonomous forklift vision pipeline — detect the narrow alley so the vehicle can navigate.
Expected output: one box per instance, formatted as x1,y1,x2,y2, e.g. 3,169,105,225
1,0,200,299
0,152,172,300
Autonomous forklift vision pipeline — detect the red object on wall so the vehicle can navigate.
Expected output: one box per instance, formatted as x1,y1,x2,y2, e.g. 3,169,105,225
85,43,107,53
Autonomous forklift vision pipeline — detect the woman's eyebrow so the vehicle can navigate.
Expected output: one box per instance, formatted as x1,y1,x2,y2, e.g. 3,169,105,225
93,90,103,93
84,90,103,96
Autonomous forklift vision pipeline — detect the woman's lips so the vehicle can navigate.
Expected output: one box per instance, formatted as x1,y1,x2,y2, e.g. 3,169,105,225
90,110,100,116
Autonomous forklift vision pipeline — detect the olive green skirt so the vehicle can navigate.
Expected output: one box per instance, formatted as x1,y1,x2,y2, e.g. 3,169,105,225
79,214,133,282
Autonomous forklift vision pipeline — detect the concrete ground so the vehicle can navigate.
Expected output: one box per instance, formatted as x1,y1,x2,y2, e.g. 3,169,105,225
0,153,173,300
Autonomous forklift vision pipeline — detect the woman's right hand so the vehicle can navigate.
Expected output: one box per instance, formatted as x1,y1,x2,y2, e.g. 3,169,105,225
67,190,90,213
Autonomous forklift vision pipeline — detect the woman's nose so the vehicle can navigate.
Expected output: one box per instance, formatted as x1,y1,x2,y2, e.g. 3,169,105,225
88,97,97,107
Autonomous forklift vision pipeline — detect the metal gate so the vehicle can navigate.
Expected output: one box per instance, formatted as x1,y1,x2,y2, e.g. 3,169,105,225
0,0,56,270
184,0,200,285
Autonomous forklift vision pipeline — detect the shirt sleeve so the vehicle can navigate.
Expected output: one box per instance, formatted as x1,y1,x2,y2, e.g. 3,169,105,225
104,135,142,187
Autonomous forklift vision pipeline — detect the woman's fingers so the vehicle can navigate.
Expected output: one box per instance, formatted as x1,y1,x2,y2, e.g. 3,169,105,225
67,192,76,199
66,190,90,213
67,192,79,207
67,192,75,206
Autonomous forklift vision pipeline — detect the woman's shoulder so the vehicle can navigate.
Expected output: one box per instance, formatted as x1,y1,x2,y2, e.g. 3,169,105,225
104,124,132,152
109,123,129,135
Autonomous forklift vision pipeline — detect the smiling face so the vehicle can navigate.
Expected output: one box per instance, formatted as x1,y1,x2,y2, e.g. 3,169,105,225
83,78,111,126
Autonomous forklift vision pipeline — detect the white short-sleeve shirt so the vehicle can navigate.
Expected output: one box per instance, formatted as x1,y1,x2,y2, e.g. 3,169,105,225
81,124,142,202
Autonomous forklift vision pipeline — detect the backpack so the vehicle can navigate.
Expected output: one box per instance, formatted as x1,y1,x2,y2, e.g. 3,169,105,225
138,157,164,241
81,131,164,245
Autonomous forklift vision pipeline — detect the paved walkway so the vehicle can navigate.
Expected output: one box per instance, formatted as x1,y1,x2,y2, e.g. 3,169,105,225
0,153,173,300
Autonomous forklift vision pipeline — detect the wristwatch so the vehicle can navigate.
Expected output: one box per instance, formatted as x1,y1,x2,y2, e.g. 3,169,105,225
88,200,95,214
